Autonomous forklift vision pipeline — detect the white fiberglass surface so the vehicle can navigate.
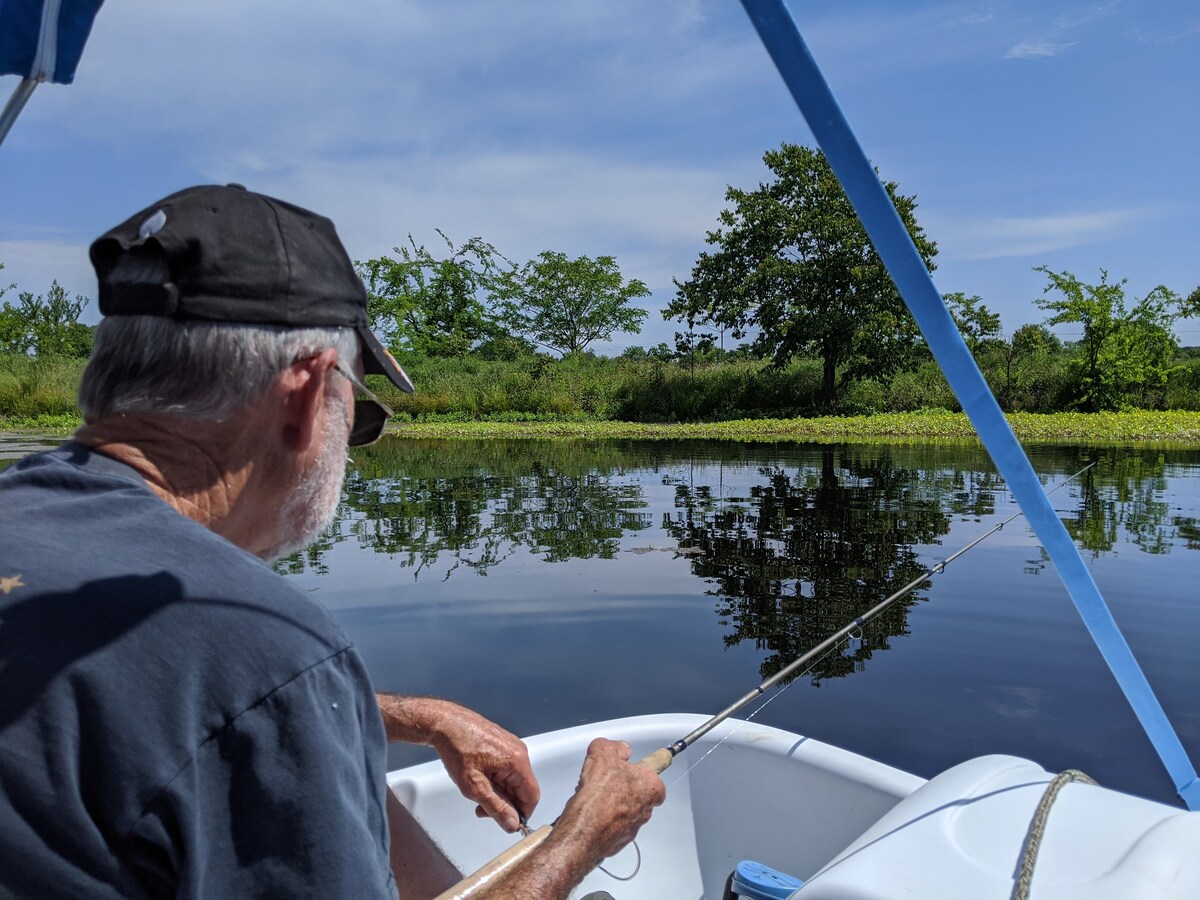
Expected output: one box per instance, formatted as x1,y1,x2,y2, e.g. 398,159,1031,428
389,714,921,898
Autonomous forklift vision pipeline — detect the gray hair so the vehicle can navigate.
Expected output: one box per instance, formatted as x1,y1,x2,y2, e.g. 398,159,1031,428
79,249,360,421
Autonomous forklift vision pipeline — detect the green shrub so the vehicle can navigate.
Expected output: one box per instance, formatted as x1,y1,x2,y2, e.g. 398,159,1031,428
840,378,885,415
1164,360,1200,411
886,363,955,412
0,353,86,418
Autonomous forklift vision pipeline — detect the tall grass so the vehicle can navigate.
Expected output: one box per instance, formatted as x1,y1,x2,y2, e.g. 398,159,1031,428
368,355,836,422
0,354,86,419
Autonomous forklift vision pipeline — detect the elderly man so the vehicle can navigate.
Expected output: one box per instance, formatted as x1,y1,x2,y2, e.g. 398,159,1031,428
0,185,664,898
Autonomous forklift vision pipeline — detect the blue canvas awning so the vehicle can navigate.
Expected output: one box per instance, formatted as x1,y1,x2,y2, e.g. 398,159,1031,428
1,0,104,145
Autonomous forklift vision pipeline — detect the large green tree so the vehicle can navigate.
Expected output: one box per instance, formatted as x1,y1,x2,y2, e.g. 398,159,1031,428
0,278,93,357
356,231,514,359
1035,267,1191,411
493,251,649,356
667,144,937,408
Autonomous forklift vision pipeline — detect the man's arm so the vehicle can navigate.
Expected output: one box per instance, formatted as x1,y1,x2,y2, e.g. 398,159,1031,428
376,693,540,832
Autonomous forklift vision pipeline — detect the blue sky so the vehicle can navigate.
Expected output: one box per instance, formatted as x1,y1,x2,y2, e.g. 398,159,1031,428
2,0,1198,351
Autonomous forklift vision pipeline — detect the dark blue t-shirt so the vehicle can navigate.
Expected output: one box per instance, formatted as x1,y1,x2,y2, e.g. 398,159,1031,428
0,443,396,898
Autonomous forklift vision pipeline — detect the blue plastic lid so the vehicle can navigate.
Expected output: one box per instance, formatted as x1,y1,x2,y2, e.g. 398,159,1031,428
731,859,804,899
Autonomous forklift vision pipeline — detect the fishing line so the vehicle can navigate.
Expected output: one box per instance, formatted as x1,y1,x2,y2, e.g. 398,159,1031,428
597,840,642,881
665,634,854,792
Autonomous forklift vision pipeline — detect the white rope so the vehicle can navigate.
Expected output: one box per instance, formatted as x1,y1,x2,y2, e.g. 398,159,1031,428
1011,769,1097,900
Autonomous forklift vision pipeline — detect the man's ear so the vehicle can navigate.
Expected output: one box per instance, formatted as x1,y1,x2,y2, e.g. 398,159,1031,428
276,348,340,453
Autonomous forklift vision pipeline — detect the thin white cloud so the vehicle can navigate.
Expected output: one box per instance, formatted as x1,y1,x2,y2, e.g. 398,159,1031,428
1147,20,1200,43
796,4,1007,80
927,207,1159,260
212,146,737,251
945,12,996,27
36,0,766,160
1004,40,1076,59
1004,1,1126,60
1051,2,1122,33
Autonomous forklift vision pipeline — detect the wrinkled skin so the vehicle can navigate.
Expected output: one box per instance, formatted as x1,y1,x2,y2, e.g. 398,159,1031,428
376,694,539,832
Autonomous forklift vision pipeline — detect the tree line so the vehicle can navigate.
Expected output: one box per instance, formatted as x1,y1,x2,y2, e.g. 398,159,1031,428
3,143,1199,416
664,144,1199,414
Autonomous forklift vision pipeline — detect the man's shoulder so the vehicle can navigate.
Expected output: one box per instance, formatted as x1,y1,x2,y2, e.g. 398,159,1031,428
0,441,177,532
0,440,350,662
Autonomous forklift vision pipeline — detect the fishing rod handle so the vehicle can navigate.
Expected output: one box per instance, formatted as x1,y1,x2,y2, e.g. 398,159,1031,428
639,747,675,774
433,824,554,900
433,747,674,899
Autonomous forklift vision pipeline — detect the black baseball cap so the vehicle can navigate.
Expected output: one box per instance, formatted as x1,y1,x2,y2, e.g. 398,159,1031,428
89,183,414,393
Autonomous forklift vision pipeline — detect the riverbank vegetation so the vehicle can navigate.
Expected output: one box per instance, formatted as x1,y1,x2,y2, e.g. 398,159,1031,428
6,368,1200,446
7,347,1200,429
377,410,1200,444
4,145,1199,438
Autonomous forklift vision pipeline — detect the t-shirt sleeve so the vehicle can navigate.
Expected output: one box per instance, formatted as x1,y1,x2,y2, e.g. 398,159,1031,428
122,649,398,899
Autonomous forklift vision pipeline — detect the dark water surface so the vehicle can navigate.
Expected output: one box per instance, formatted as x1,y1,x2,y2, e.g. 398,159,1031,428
275,438,1200,807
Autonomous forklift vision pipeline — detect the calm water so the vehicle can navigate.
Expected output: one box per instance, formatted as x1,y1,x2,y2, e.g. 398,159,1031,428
4,434,1198,805
276,438,1200,807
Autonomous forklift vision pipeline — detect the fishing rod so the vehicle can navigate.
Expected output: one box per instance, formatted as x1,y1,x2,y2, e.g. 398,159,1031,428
435,462,1096,899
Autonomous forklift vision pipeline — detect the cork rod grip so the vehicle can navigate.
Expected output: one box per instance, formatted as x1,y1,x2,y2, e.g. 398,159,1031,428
638,746,675,774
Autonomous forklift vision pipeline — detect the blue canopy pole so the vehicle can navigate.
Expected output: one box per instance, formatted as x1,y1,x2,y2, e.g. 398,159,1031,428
738,0,1199,809
0,0,104,148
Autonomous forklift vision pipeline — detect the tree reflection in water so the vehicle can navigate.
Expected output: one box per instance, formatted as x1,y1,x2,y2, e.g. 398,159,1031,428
280,440,659,579
276,439,1200,684
660,446,1004,683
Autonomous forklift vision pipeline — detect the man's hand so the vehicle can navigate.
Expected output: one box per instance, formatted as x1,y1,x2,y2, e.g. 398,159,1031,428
376,694,539,833
430,706,540,833
475,738,667,898
555,738,667,862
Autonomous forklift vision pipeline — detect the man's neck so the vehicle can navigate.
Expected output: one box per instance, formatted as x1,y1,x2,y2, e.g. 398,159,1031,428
75,414,289,557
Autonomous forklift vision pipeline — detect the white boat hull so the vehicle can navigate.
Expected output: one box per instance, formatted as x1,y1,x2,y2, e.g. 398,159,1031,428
388,713,1200,899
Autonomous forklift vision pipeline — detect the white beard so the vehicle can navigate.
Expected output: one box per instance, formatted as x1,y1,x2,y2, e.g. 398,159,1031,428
263,390,352,562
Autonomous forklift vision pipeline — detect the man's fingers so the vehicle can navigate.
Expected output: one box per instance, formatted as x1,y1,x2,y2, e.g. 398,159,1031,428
458,771,501,820
498,775,539,820
470,786,521,833
646,770,668,807
586,737,632,762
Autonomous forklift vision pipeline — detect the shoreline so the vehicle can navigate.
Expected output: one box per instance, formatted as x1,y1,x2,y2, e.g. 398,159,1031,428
4,409,1200,447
